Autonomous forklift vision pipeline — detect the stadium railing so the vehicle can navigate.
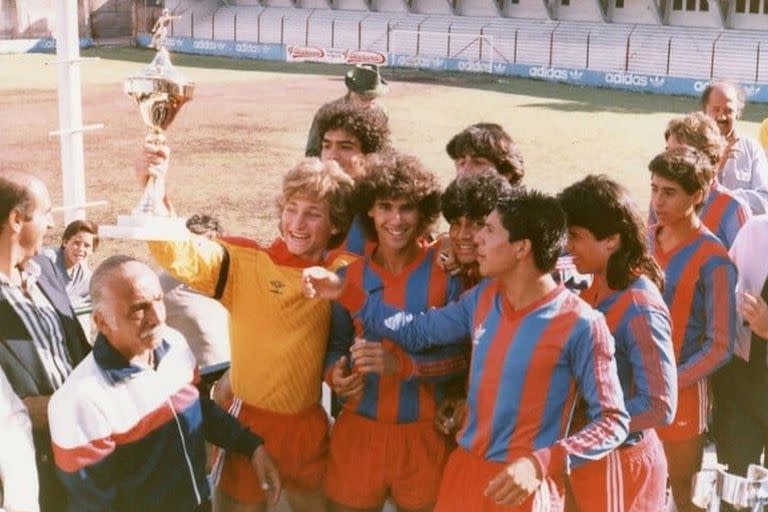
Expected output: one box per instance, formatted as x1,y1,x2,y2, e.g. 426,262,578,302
158,4,767,84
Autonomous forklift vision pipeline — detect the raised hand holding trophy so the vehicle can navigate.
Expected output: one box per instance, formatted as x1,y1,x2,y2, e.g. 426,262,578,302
99,24,194,241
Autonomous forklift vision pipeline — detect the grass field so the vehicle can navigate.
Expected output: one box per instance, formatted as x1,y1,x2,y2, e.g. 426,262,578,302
2,46,767,261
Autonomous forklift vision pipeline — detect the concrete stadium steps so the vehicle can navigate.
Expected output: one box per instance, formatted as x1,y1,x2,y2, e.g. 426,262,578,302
183,3,768,80
360,13,423,52
412,0,455,16
207,6,254,41
166,0,221,38
11,0,54,37
390,15,498,57
502,0,550,20
666,27,722,79
580,23,634,72
761,45,768,83
714,31,768,83
625,26,671,76
498,19,558,65
625,25,765,79
328,11,370,50
305,9,367,48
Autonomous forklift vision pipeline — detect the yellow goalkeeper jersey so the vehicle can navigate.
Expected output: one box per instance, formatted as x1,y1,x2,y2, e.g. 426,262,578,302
149,235,356,414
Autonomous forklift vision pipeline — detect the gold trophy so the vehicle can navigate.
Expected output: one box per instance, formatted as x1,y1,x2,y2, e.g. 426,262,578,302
100,21,194,240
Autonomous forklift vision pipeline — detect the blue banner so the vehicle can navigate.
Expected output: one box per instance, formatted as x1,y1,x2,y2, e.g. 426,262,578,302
135,33,284,62
0,37,94,54
389,52,768,103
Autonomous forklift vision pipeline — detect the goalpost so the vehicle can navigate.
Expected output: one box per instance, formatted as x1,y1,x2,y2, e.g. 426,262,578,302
389,29,495,73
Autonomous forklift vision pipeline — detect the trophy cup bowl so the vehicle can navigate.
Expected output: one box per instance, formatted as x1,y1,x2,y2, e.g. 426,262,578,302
99,48,194,241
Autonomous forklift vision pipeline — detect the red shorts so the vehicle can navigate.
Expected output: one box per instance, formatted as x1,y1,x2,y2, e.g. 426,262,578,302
568,429,667,512
325,411,450,510
435,447,565,512
658,380,708,442
212,400,329,505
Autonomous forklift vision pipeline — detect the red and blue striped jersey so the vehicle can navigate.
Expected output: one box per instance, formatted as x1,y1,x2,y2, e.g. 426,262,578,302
580,276,676,434
338,280,630,476
340,215,373,257
327,246,469,424
649,225,737,388
648,182,750,249
700,182,751,249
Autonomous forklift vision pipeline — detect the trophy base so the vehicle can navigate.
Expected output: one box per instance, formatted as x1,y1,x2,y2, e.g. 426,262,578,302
99,215,188,241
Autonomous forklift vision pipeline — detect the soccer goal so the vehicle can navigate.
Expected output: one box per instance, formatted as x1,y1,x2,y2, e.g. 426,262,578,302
389,29,495,73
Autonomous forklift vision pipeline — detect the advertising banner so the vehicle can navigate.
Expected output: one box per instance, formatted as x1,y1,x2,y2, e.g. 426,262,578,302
388,52,768,103
0,37,94,54
286,45,387,65
135,33,284,62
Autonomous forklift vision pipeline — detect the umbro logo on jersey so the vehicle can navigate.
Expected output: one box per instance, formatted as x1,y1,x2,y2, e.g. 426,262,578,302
269,280,285,294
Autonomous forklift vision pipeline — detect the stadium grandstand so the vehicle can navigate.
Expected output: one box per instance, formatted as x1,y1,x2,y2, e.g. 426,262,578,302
151,0,768,82
3,0,768,85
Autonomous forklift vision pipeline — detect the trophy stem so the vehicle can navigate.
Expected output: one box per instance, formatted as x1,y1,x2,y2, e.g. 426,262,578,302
133,130,170,216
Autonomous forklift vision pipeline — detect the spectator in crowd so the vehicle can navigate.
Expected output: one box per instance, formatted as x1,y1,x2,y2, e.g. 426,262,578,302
316,102,391,257
445,123,525,186
0,172,91,512
48,256,280,512
0,369,39,512
303,189,630,512
324,152,468,512
760,116,768,152
647,147,737,512
559,175,676,512
159,213,230,367
306,64,389,158
652,112,751,249
712,214,768,491
700,81,768,214
316,101,391,179
44,219,98,308
136,153,356,512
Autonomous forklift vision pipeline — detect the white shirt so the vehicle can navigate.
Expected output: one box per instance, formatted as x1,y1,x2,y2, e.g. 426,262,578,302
729,214,768,362
720,136,768,215
0,370,39,512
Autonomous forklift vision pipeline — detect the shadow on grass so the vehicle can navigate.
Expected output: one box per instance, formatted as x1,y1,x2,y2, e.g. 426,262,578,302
82,46,768,121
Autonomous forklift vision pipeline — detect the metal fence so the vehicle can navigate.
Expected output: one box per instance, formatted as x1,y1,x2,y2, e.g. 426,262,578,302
156,5,768,82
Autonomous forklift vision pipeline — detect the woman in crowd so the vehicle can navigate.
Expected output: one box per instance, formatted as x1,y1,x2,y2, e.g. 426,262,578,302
45,219,98,308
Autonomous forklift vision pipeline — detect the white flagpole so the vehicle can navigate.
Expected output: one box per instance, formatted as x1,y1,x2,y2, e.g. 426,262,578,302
53,0,87,225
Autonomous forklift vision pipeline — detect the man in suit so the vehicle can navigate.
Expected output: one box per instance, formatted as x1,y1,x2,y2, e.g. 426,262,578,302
0,172,91,512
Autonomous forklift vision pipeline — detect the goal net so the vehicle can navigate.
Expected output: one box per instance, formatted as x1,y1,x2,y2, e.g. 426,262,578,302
389,29,495,73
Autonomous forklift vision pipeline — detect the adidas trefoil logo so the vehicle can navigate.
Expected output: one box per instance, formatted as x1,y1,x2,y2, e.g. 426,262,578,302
472,324,486,346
